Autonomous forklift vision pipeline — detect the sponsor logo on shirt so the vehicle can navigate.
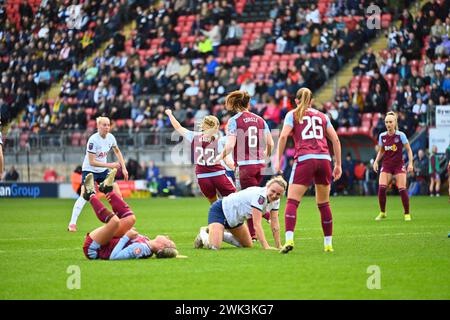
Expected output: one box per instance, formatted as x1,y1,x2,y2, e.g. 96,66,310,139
88,143,94,150
134,247,142,255
384,144,397,152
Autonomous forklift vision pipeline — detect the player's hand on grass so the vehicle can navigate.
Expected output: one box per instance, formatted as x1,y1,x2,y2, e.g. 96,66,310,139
333,165,342,181
126,229,139,239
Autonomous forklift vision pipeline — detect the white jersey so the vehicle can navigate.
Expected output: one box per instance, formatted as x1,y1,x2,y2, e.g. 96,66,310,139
82,132,117,173
0,132,3,145
222,187,280,228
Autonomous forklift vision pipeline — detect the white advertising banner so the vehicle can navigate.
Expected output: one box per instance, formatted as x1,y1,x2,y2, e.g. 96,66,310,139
435,105,450,127
429,127,450,153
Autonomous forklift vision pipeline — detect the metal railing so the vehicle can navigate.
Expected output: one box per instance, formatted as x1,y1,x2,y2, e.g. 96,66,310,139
2,130,182,154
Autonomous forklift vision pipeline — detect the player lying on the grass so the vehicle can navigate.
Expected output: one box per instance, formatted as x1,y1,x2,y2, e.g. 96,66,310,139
373,111,414,221
165,109,236,204
82,169,180,260
194,176,287,250
68,116,129,232
275,87,342,254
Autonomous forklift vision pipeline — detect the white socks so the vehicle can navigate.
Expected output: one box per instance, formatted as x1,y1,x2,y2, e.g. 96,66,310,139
200,227,209,247
69,197,87,225
223,232,242,247
285,231,294,242
324,236,332,246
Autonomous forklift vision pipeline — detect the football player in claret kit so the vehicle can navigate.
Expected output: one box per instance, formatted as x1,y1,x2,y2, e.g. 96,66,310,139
216,90,274,241
373,111,414,221
67,117,129,232
194,176,286,250
276,87,342,254
82,168,181,260
165,109,236,204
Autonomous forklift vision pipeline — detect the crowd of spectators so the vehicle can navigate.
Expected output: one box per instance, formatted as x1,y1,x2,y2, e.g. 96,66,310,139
323,0,450,140
0,0,150,131
1,0,404,140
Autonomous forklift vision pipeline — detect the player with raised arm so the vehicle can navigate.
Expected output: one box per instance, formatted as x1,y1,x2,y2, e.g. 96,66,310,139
194,176,286,250
82,168,181,260
216,90,274,241
165,109,236,204
373,111,414,221
275,87,342,254
67,117,129,232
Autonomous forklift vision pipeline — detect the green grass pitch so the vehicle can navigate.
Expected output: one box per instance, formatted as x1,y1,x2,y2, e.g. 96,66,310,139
0,196,449,299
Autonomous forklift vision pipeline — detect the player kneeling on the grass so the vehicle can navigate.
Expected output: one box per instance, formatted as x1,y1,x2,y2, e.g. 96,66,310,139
195,176,286,250
82,169,179,260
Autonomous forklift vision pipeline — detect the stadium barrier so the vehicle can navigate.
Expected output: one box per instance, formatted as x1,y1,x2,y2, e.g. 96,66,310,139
0,183,59,198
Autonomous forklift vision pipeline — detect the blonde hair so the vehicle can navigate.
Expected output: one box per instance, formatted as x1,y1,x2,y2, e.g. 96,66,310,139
225,90,250,113
294,87,313,121
156,247,179,259
96,116,110,125
385,111,398,131
200,115,220,132
266,175,288,191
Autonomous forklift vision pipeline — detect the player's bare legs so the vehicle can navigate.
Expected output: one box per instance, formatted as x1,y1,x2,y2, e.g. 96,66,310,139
280,184,309,254
315,184,334,251
376,172,392,220
228,224,253,248
89,216,121,245
395,173,411,220
207,222,225,249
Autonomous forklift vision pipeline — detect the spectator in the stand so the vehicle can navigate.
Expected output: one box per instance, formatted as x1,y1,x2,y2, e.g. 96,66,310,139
354,161,366,195
222,19,243,45
342,153,355,195
145,160,160,184
364,159,378,196
410,149,428,196
71,166,83,195
365,83,387,113
398,57,412,81
429,145,441,197
43,167,58,182
4,166,19,181
353,48,377,75
412,97,427,126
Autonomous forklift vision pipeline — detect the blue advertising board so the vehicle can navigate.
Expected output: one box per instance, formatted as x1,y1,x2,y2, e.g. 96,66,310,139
0,183,59,198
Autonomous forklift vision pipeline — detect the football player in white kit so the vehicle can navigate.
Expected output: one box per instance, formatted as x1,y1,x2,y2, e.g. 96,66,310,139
67,117,128,232
194,176,287,250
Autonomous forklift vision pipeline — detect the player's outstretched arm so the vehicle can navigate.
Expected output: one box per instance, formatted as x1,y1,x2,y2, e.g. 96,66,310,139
165,109,190,138
265,131,274,160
